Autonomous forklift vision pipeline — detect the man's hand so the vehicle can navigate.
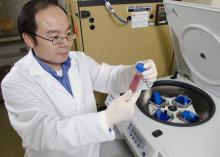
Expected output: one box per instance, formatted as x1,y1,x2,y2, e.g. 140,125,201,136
105,90,141,128
139,59,158,82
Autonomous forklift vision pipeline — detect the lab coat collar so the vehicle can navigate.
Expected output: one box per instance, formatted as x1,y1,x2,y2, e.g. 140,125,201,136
25,49,78,77
24,49,77,97
25,49,49,76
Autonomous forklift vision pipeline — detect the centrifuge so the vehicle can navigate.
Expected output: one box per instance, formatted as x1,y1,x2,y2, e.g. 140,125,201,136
113,1,220,157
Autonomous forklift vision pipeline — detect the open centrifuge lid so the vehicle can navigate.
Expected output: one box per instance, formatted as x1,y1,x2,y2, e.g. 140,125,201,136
164,0,220,98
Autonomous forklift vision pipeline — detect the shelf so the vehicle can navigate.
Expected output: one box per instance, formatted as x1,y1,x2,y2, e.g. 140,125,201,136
0,36,21,43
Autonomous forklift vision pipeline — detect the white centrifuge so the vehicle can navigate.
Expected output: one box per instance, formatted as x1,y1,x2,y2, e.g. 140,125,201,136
113,0,220,157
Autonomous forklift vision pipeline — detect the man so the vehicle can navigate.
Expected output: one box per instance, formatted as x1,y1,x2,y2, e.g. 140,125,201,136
1,0,157,157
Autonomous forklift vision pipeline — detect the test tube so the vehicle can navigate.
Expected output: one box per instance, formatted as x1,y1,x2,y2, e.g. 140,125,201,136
129,63,146,92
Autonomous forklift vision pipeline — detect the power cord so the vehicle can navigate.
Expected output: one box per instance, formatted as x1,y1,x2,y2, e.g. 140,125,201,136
104,0,130,25
170,71,178,79
169,49,175,75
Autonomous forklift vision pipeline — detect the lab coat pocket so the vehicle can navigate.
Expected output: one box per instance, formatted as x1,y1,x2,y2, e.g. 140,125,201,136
48,89,78,118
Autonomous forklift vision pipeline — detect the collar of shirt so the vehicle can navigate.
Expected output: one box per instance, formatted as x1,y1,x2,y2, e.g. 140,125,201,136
32,50,71,79
32,49,73,95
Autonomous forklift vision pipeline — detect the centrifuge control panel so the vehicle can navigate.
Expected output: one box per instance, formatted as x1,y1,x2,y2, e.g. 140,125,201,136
125,122,154,157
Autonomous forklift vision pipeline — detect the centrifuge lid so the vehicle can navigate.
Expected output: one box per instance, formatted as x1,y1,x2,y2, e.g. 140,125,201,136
164,0,220,98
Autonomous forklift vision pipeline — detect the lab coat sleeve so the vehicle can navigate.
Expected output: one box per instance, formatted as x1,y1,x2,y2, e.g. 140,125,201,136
84,54,134,93
1,74,115,151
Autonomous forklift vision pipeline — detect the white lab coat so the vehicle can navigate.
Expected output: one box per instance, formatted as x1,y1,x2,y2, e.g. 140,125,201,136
1,50,133,157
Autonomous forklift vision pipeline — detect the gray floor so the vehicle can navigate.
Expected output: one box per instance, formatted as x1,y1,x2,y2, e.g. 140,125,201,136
0,103,134,157
0,103,24,157
100,124,134,157
100,139,134,157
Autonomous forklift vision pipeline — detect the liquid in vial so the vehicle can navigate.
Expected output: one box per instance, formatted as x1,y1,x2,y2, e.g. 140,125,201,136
129,63,146,92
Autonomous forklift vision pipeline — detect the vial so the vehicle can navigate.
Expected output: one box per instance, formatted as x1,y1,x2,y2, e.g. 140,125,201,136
129,63,146,92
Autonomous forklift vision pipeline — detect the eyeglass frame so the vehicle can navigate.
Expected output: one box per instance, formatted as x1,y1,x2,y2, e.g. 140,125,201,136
30,32,77,45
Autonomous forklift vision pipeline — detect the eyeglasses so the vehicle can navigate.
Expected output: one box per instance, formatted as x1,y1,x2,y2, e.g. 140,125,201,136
31,32,76,45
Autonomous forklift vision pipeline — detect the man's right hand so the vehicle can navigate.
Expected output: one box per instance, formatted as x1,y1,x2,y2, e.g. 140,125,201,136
105,90,141,128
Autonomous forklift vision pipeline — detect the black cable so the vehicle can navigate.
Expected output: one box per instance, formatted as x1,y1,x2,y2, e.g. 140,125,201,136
170,71,178,79
112,12,129,24
169,49,175,75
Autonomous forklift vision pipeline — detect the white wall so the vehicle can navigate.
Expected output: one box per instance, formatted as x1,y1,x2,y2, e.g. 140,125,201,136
182,0,220,7
211,0,220,7
182,0,212,5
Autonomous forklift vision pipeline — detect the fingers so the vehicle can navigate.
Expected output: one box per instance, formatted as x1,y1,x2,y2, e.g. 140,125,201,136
142,70,157,82
143,59,154,69
120,90,132,101
145,79,156,83
141,59,158,81
124,90,132,101
129,89,141,103
142,67,156,75
120,89,141,103
142,73,157,81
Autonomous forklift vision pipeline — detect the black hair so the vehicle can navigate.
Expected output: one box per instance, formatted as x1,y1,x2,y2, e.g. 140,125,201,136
17,0,67,44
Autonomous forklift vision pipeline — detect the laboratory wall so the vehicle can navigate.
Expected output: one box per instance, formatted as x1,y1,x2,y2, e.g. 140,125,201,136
68,1,173,77
65,0,174,106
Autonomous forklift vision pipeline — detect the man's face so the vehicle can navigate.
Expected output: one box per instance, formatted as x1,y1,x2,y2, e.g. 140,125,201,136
33,6,73,70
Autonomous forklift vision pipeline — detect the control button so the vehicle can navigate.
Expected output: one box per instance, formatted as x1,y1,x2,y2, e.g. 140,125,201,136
90,25,95,30
142,152,146,156
127,16,132,21
130,133,132,136
137,144,140,147
149,14,154,19
89,17,94,23
152,129,163,137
